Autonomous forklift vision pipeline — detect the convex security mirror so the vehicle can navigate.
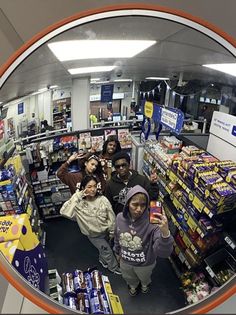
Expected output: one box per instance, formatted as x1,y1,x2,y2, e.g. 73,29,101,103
0,7,236,314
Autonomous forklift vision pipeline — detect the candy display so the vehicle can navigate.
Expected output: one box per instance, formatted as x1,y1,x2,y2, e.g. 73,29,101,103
143,136,236,305
52,267,123,314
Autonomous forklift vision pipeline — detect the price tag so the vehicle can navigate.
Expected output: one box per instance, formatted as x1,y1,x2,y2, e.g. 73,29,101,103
178,252,186,263
187,216,197,232
206,266,216,278
182,234,192,248
224,236,236,250
189,193,194,202
192,196,204,212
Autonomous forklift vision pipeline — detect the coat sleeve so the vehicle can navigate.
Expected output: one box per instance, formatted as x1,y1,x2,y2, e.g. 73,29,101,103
103,197,116,236
104,182,114,207
113,216,121,255
56,162,70,186
60,191,83,221
152,227,174,258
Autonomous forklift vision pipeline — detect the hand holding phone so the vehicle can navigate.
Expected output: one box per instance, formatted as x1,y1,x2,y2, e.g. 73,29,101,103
149,201,163,224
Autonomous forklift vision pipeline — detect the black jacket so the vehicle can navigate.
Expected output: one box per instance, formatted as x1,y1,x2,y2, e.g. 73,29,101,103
105,170,159,215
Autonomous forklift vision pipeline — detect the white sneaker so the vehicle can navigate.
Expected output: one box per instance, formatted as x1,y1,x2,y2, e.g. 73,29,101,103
110,268,121,275
99,259,108,268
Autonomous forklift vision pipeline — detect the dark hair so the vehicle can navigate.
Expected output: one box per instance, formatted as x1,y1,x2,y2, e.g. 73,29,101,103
80,152,103,175
80,175,98,191
112,151,130,166
102,135,121,155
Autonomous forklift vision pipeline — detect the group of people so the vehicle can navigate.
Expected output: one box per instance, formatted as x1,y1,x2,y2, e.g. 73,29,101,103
57,135,173,296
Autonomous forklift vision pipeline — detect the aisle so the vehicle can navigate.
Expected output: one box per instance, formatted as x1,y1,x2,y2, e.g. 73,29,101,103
44,217,186,314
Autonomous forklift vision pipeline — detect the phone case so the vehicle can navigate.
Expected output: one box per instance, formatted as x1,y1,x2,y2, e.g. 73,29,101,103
149,201,162,223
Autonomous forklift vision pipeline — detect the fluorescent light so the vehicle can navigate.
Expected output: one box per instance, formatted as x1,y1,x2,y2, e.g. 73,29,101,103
202,63,236,77
49,85,58,89
92,81,110,85
113,79,133,82
68,66,116,75
90,78,101,82
145,77,170,80
48,40,156,61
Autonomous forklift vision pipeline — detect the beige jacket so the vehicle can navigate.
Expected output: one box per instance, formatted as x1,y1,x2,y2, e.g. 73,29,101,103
60,191,115,238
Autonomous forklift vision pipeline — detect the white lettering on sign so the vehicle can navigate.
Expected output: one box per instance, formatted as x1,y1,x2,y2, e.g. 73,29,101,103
161,108,178,130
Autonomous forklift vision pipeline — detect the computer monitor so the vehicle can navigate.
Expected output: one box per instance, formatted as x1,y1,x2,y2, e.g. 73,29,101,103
136,112,144,120
113,113,121,122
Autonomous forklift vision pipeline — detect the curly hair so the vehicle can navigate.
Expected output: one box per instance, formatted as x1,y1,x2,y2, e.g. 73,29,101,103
102,135,121,155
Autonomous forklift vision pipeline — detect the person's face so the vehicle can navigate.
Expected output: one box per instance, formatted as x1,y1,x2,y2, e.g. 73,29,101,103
84,179,97,197
106,141,117,155
129,193,147,220
114,158,130,177
85,159,98,174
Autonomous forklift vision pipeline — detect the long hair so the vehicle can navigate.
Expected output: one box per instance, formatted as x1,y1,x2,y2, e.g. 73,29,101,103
102,135,121,155
80,152,103,175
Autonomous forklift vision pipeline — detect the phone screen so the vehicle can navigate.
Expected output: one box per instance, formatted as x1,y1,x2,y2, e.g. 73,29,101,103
149,201,162,223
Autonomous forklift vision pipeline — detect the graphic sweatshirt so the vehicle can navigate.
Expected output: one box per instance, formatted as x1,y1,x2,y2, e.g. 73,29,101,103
105,170,159,215
114,185,173,266
60,190,115,238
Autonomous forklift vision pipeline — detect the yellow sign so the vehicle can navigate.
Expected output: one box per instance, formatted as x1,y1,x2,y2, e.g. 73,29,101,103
144,101,153,118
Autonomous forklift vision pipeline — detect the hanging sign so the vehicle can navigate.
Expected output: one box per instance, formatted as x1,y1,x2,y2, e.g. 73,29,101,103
144,101,153,118
160,107,184,134
18,102,24,115
100,84,114,103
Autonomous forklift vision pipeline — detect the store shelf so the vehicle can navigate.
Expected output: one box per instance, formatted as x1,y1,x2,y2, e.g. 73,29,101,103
144,148,167,176
170,194,206,239
164,199,200,255
173,241,192,270
168,170,214,218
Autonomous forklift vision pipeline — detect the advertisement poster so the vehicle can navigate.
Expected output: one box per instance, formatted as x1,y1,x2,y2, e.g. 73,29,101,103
18,102,24,115
101,84,114,103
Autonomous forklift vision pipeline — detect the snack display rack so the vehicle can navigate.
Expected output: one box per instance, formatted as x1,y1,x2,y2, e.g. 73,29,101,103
142,135,236,304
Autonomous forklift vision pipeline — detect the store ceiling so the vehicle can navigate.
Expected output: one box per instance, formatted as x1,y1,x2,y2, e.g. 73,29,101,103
0,15,236,105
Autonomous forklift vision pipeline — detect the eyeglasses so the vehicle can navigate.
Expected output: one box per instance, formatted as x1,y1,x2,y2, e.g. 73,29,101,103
114,163,129,169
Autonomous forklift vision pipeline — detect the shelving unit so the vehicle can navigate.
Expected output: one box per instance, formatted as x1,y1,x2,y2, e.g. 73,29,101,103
52,97,71,130
142,138,236,304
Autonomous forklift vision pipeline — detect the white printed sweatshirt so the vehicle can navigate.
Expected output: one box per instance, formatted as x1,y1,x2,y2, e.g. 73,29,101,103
60,191,115,238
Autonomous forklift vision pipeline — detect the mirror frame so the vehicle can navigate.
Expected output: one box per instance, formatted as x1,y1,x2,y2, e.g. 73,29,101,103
0,4,236,314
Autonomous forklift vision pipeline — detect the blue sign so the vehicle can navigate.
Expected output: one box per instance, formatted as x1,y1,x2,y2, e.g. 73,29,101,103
18,102,24,115
141,100,184,134
101,84,114,103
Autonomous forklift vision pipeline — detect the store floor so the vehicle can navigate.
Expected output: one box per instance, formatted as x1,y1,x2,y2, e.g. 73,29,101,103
44,217,186,314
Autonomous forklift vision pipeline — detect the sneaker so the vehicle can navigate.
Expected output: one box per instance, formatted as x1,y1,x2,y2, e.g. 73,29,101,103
111,268,122,275
99,259,108,269
141,284,150,294
128,285,138,296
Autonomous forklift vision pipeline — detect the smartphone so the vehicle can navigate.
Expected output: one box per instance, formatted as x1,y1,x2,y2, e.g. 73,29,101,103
149,201,162,223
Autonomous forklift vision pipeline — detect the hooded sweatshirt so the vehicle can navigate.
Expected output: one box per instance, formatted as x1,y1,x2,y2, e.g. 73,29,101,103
60,190,115,238
105,170,159,215
113,185,173,266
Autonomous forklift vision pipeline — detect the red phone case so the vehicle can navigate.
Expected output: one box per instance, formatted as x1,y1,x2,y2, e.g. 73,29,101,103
149,201,162,223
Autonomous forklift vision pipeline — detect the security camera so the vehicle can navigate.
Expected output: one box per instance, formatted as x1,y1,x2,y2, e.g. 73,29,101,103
116,70,123,77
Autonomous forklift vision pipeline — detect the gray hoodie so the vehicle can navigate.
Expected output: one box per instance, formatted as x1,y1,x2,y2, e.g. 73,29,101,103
114,185,173,266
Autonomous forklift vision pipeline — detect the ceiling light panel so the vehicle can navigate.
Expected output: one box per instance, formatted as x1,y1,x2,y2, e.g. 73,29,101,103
68,66,116,75
48,40,156,61
145,77,170,80
202,63,236,77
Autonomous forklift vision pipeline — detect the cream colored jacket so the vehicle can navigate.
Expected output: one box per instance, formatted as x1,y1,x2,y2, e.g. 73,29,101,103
60,190,115,238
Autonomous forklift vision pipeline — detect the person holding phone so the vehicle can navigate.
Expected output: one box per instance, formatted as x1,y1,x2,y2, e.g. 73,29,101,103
114,185,173,296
